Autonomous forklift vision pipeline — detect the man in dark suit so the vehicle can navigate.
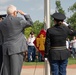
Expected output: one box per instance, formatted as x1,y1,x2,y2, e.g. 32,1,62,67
0,5,33,75
0,14,6,75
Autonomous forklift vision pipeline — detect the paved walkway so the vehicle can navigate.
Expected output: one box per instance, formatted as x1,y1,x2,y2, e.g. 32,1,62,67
21,64,76,75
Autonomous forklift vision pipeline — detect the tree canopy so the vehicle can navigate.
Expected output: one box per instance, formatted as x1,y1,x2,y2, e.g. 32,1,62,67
24,20,44,38
67,2,76,29
55,0,65,14
24,1,76,38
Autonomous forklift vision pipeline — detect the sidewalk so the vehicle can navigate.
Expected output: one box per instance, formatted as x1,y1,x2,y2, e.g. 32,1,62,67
21,64,76,75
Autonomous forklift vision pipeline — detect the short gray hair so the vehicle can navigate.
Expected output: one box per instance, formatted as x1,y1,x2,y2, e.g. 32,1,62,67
7,5,17,15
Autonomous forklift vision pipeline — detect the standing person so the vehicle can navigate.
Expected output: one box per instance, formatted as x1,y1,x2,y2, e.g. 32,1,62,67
45,12,76,75
27,31,36,62
66,38,70,50
70,36,76,58
0,5,33,75
0,14,6,75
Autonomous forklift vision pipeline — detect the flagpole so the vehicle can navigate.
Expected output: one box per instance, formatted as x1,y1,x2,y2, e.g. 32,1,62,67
44,0,50,30
44,0,52,75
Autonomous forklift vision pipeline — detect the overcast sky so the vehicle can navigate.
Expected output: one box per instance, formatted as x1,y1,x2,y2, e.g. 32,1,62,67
0,0,76,22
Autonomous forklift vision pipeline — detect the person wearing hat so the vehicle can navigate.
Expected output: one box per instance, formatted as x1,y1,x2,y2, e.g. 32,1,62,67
45,12,76,75
0,14,6,75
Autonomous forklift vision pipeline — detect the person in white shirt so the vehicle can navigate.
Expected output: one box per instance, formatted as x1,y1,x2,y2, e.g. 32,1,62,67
66,38,70,49
70,36,76,58
27,31,36,62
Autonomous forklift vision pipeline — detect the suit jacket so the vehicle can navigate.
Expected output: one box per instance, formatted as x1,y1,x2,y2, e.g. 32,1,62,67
0,15,33,55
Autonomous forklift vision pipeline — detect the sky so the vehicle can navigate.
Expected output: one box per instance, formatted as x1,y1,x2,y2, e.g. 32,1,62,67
0,0,76,22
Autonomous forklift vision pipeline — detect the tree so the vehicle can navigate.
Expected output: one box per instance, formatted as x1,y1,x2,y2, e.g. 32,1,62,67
24,27,32,38
67,2,76,29
24,20,44,38
31,20,44,36
55,0,65,14
51,0,65,26
68,2,76,13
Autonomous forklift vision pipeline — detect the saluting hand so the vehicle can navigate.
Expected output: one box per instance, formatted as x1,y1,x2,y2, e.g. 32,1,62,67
17,10,25,15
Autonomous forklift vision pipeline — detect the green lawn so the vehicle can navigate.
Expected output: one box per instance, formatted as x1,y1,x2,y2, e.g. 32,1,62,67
23,62,44,66
68,57,76,65
23,57,76,66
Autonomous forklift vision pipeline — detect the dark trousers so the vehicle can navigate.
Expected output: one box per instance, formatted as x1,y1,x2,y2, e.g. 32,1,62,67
49,59,68,75
28,46,36,62
38,52,42,62
72,48,76,58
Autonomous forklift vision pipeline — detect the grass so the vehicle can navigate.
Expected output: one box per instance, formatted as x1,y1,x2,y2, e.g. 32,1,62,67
23,57,76,66
23,62,44,66
68,57,76,65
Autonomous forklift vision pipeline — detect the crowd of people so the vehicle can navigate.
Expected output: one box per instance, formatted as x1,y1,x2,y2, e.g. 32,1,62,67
66,37,76,58
0,4,76,75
